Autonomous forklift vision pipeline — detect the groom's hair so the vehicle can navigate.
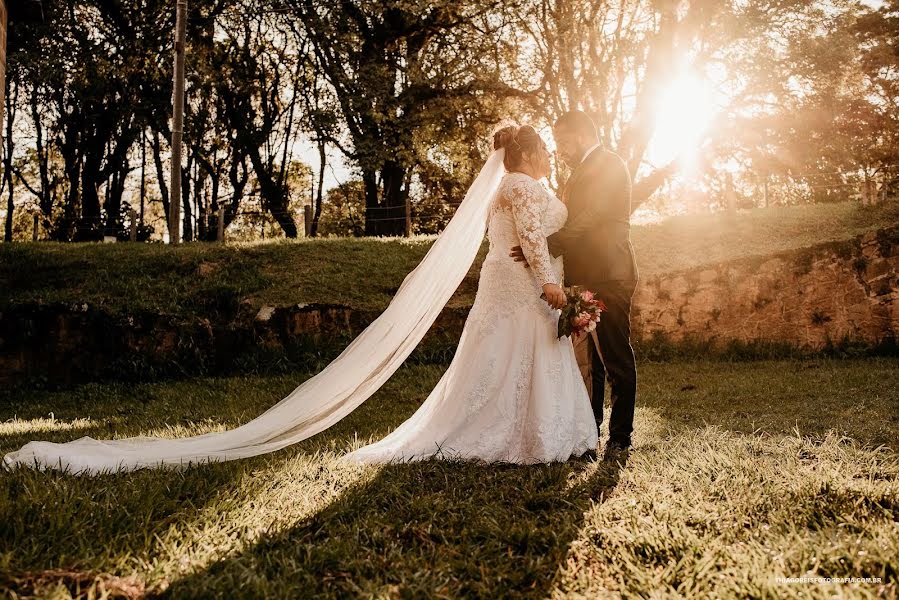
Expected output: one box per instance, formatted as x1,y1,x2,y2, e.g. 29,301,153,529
554,110,599,141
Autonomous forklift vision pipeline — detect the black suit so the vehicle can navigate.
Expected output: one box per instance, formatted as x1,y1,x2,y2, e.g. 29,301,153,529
546,147,638,447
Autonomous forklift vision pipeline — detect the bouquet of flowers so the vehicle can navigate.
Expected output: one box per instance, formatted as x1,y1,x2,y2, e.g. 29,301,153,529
542,285,606,340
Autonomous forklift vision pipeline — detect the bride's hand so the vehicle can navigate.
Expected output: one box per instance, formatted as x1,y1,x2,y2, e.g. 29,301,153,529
542,283,566,309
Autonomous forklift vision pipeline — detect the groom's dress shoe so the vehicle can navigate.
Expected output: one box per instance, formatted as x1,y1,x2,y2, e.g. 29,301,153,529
602,441,631,463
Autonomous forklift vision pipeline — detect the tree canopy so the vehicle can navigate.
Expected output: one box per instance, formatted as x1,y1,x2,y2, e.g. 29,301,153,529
2,0,896,241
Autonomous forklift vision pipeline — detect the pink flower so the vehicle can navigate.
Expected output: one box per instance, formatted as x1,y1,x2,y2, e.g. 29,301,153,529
573,312,592,329
579,290,595,303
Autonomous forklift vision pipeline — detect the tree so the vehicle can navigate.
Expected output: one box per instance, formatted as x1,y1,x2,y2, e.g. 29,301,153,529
722,1,899,206
7,0,180,240
284,0,523,236
506,0,871,211
212,8,307,237
318,180,366,237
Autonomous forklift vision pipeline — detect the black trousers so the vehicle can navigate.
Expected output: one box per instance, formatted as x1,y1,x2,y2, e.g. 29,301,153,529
587,281,637,445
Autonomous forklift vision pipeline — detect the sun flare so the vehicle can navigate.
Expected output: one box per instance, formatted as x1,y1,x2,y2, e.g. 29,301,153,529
647,74,719,169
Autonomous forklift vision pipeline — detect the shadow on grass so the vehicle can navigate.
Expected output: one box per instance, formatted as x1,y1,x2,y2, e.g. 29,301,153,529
0,392,415,598
2,363,632,598
161,453,628,598
0,456,265,596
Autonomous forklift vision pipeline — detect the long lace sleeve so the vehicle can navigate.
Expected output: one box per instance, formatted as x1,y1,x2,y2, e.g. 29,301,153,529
507,177,558,287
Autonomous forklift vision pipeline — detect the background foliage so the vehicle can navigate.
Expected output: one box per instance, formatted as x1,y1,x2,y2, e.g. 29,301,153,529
2,0,897,242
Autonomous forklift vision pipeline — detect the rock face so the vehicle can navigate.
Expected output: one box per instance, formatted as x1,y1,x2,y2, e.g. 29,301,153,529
0,227,895,385
632,227,897,349
0,302,469,386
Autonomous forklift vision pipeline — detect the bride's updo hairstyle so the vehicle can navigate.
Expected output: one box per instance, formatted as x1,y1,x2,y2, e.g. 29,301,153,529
493,125,544,171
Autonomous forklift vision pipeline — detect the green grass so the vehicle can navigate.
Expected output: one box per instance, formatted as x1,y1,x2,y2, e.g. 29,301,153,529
0,236,448,316
1,358,896,598
630,200,899,277
2,201,897,317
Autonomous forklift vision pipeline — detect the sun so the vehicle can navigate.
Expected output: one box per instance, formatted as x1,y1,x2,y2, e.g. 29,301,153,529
646,74,718,169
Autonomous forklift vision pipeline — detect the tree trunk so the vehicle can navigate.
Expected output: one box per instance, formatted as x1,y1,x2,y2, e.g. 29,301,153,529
380,161,407,237
150,131,171,231
619,5,677,175
863,169,873,206
202,169,220,242
362,161,407,237
225,155,248,231
3,175,11,241
79,159,103,240
246,146,297,238
3,76,14,242
29,89,52,218
180,161,193,242
105,166,127,236
55,111,82,241
311,140,325,237
140,129,146,227
363,170,380,236
79,103,116,240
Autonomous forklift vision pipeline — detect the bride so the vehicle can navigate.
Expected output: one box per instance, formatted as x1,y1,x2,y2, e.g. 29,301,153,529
3,125,598,474
344,126,597,464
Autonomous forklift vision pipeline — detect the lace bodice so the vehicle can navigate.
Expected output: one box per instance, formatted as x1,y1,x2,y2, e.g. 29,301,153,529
486,172,567,287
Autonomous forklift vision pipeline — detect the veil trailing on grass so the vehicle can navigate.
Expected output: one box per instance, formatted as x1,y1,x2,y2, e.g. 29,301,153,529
3,150,507,475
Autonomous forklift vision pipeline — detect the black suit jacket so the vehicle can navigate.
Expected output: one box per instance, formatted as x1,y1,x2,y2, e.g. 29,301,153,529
546,147,638,288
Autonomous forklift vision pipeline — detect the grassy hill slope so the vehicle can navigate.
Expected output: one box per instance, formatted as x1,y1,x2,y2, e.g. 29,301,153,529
2,201,896,317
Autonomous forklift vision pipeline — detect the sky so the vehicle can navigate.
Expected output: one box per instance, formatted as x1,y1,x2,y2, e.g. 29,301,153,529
294,139,352,199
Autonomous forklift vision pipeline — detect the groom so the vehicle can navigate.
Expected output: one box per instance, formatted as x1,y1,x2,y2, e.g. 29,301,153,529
511,110,638,456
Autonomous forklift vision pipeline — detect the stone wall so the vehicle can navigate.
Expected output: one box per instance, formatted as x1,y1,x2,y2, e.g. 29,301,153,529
632,227,897,349
0,302,469,386
1,227,895,385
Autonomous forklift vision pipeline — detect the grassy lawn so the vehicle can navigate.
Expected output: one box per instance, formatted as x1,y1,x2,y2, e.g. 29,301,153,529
1,358,896,598
2,201,897,317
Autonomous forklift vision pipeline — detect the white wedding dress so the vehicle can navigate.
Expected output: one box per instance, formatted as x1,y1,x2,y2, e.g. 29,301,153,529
3,149,596,475
342,172,598,464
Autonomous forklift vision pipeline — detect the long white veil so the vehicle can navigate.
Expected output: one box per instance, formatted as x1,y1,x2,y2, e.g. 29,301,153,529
3,149,507,475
